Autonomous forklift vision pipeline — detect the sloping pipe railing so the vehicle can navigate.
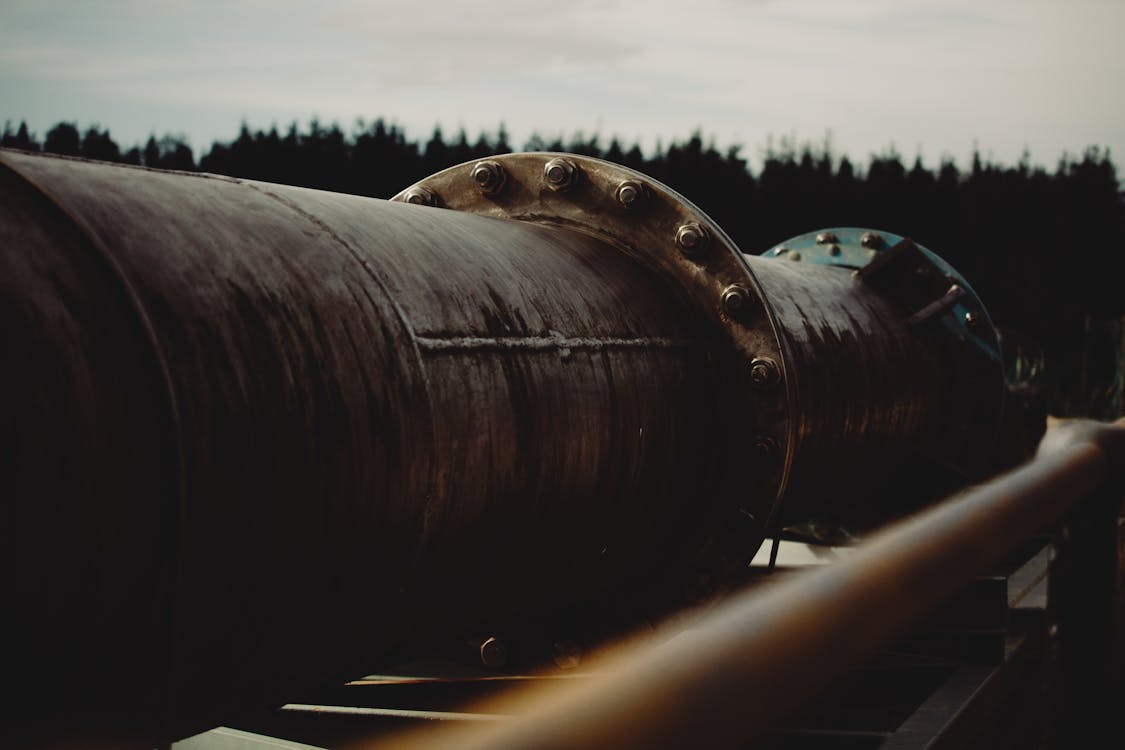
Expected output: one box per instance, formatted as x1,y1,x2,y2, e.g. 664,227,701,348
373,418,1125,750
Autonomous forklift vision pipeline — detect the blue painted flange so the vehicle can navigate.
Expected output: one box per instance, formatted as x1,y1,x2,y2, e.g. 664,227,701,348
759,227,1000,363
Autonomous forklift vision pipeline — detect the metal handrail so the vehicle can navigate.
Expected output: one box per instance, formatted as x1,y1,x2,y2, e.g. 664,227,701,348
372,418,1125,749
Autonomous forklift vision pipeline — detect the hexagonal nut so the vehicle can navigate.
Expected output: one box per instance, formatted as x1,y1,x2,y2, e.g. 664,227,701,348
675,222,709,255
614,179,647,210
860,232,883,249
402,186,439,207
721,284,750,313
471,160,506,196
479,636,507,668
543,157,580,191
752,434,779,459
749,357,780,389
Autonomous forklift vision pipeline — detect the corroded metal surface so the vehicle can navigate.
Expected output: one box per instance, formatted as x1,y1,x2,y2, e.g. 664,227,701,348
396,155,1008,532
0,150,732,746
743,254,949,522
0,149,1015,748
393,153,792,551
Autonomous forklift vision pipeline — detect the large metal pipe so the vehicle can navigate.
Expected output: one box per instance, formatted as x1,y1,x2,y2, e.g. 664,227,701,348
2,150,732,747
0,149,1010,747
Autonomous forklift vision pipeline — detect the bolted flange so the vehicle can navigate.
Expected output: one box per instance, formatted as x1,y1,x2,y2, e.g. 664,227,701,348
391,153,792,573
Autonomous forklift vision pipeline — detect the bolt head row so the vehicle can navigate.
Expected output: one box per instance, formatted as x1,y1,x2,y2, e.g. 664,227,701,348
408,162,716,265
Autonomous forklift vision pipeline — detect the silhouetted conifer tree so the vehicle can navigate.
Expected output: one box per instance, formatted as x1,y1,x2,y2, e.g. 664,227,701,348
44,122,81,156
80,126,121,162
1,120,40,151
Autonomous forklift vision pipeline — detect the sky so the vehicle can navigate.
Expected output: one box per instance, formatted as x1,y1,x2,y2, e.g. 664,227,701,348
2,0,1123,169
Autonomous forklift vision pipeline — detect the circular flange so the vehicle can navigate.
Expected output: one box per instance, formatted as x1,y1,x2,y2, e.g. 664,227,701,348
392,153,793,568
762,227,1001,360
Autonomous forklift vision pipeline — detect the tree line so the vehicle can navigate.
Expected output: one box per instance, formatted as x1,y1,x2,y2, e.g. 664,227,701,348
3,118,1122,416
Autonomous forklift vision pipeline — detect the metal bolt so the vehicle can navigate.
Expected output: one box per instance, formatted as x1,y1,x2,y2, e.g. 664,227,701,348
861,232,883,249
828,244,841,256
753,435,779,458
479,636,507,668
749,357,780,389
471,160,506,196
774,247,789,255
816,232,838,245
721,284,749,313
543,157,579,191
964,311,982,330
403,186,438,206
675,222,708,255
788,251,802,262
614,180,646,209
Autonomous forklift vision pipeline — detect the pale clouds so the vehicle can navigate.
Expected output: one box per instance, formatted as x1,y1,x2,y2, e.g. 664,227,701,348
1,0,1122,167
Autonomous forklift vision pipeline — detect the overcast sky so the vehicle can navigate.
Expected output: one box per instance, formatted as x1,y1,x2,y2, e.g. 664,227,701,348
2,0,1122,169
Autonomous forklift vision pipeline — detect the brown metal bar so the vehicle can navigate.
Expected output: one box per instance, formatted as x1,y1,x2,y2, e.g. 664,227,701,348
374,418,1124,750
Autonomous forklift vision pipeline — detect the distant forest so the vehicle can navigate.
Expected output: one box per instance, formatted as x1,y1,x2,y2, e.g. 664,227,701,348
3,118,1123,417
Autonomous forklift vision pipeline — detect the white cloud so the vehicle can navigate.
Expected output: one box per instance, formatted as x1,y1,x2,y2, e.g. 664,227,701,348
2,0,1122,166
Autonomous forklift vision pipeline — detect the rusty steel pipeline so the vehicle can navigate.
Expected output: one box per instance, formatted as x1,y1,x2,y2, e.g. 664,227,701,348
0,149,1011,747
